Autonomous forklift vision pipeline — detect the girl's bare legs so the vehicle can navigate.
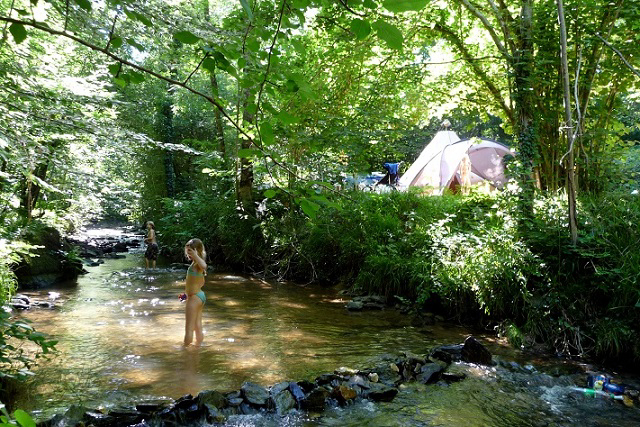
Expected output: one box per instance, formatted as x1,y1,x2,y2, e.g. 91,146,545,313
194,304,204,346
184,296,204,346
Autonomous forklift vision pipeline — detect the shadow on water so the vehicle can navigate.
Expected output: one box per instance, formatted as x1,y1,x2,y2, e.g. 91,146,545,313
12,229,640,425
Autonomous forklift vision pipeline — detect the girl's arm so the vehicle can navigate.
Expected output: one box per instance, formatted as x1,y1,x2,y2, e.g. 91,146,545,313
188,249,207,272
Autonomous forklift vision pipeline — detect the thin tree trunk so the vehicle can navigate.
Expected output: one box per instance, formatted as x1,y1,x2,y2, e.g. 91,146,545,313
557,0,578,245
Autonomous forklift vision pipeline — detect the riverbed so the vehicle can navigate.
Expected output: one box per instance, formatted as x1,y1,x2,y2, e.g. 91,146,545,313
12,228,640,425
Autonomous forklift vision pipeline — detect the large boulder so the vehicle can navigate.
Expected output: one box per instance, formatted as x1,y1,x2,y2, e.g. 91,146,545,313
14,222,85,289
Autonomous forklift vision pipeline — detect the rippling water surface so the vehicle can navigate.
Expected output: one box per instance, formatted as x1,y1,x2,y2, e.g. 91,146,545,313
13,229,640,426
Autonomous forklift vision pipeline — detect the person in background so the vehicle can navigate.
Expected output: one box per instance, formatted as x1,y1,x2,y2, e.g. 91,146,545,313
182,238,207,346
144,221,159,269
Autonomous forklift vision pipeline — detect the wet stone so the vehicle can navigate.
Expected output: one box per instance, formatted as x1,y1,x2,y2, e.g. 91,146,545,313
461,336,493,366
417,363,444,384
332,385,358,404
273,389,297,415
241,382,269,406
301,387,330,411
365,383,398,402
270,381,290,396
197,390,226,409
289,382,306,401
227,397,244,407
172,394,195,410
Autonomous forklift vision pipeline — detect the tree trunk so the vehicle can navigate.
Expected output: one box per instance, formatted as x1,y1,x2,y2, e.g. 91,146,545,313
512,0,536,221
557,0,578,245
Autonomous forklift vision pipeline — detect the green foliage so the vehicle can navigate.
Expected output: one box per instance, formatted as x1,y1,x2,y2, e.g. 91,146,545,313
0,310,58,382
0,403,36,427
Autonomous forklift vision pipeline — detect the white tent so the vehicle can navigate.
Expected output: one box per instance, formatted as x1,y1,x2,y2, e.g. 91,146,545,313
398,131,513,194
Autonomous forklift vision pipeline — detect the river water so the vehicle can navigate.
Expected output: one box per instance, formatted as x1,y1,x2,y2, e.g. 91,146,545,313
12,228,640,425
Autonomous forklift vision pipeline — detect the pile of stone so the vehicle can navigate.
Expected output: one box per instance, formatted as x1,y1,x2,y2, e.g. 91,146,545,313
37,337,492,427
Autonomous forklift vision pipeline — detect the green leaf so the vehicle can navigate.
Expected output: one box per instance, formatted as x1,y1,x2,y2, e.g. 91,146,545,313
291,39,305,54
126,38,145,51
127,71,145,84
350,19,371,40
174,31,200,44
113,77,127,88
202,57,216,73
240,0,253,21
277,111,300,125
74,0,92,11
9,23,27,44
292,0,311,7
246,39,260,52
373,20,403,50
237,57,247,69
260,122,274,145
110,36,123,49
125,10,152,27
363,0,377,8
382,0,427,13
246,103,258,114
13,410,35,427
299,198,320,218
108,63,120,76
264,189,277,198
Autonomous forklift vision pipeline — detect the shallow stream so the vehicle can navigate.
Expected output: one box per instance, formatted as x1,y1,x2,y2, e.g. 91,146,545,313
12,228,640,426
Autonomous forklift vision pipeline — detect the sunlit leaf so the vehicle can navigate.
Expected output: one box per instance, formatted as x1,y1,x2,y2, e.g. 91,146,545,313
264,189,277,198
113,77,127,88
174,31,200,44
240,0,253,21
350,19,371,40
291,39,305,54
9,23,27,44
74,0,92,12
13,410,35,427
373,20,403,50
382,0,427,13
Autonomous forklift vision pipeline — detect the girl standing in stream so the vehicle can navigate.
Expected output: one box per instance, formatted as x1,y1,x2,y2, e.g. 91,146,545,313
182,238,207,346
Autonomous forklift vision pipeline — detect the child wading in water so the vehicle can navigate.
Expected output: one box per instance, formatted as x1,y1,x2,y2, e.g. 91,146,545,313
182,238,207,346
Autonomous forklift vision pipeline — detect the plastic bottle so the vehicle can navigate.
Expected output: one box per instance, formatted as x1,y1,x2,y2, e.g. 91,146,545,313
572,387,624,400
